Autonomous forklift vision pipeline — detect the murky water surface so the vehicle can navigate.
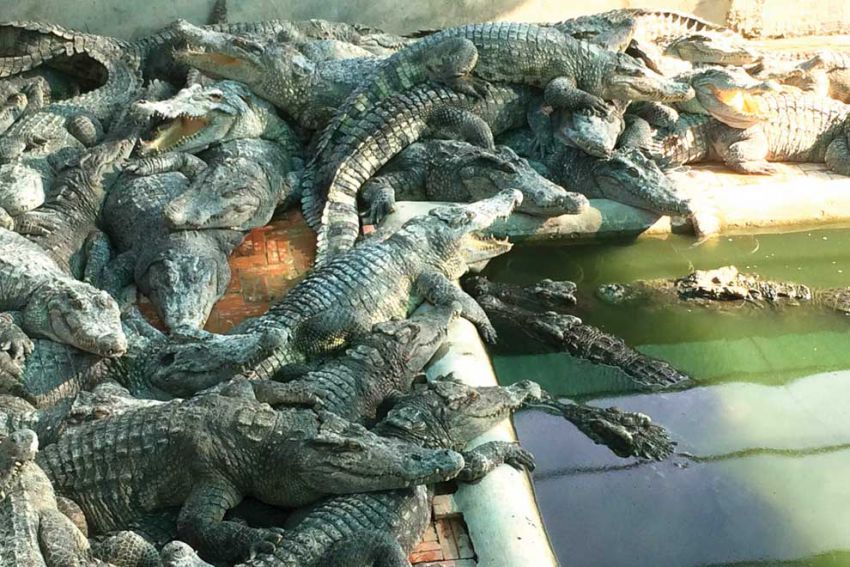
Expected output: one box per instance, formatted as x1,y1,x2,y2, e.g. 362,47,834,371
486,227,850,567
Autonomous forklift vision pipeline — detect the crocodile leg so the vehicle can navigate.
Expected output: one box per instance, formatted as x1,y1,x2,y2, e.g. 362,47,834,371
38,509,92,566
415,271,496,343
321,532,413,567
825,135,850,175
544,76,609,115
362,170,424,225
427,105,495,149
717,127,776,175
177,478,284,563
124,152,208,179
458,440,535,482
0,313,34,367
81,230,114,288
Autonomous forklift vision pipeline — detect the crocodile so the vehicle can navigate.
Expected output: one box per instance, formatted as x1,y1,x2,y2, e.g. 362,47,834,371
250,304,459,426
137,138,299,233
551,10,755,74
2,301,294,408
37,387,466,563
0,428,101,566
548,144,694,219
754,50,850,105
101,166,244,333
555,67,779,161
222,190,521,382
0,46,143,201
0,74,53,135
136,80,299,157
0,312,33,385
0,20,121,79
653,92,850,175
360,139,589,225
312,21,693,165
239,376,540,567
0,227,126,357
172,21,383,131
308,83,538,263
597,265,850,315
0,382,161,446
462,276,692,390
10,83,176,289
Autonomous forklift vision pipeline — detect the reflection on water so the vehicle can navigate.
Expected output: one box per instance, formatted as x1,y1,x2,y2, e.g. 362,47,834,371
486,228,850,567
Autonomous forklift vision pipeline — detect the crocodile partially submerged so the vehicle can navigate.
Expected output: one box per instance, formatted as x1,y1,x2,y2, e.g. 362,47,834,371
240,377,540,567
0,227,126,358
653,92,850,175
463,275,692,391
37,388,466,563
360,139,588,225
597,265,850,314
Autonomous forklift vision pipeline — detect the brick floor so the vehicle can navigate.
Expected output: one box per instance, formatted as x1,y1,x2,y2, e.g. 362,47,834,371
138,209,475,565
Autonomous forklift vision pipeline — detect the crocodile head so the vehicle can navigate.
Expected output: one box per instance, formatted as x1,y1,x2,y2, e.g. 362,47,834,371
145,331,273,399
173,21,313,111
23,280,127,358
588,147,693,216
365,303,460,376
287,411,465,494
685,68,776,129
401,190,521,277
136,81,269,155
557,106,624,158
665,33,760,66
0,162,45,216
444,142,588,216
600,51,694,103
164,156,273,231
0,428,38,487
140,250,229,333
374,376,543,449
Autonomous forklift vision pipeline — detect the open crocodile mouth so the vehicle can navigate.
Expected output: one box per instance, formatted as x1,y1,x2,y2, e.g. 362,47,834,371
140,113,211,155
179,46,248,68
711,87,767,118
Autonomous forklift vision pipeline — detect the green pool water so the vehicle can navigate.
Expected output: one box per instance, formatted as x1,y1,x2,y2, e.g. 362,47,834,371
485,227,850,567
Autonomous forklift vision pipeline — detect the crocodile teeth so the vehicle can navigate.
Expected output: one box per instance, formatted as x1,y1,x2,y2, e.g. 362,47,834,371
141,115,209,154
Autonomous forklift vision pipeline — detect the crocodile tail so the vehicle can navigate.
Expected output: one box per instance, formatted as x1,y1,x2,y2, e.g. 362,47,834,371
0,48,67,78
298,165,324,232
314,176,361,266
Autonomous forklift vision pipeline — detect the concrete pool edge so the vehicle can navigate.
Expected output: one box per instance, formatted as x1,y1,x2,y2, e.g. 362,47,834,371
379,163,850,243
423,306,559,567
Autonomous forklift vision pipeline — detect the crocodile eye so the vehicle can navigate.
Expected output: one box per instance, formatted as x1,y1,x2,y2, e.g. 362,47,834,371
209,92,223,101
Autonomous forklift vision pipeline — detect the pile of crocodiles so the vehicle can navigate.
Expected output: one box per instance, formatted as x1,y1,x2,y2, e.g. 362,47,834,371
0,4,846,566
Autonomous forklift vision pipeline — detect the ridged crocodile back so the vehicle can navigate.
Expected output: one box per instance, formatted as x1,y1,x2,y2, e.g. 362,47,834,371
760,93,850,161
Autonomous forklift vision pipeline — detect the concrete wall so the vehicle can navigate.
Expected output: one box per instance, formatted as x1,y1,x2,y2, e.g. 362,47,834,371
3,0,842,40
1,0,729,39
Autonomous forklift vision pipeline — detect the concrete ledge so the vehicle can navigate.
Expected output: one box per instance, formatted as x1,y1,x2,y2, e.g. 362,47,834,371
381,164,850,244
424,309,558,567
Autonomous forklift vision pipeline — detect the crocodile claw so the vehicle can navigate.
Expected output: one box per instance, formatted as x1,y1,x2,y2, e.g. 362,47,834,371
246,527,285,559
504,443,536,472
